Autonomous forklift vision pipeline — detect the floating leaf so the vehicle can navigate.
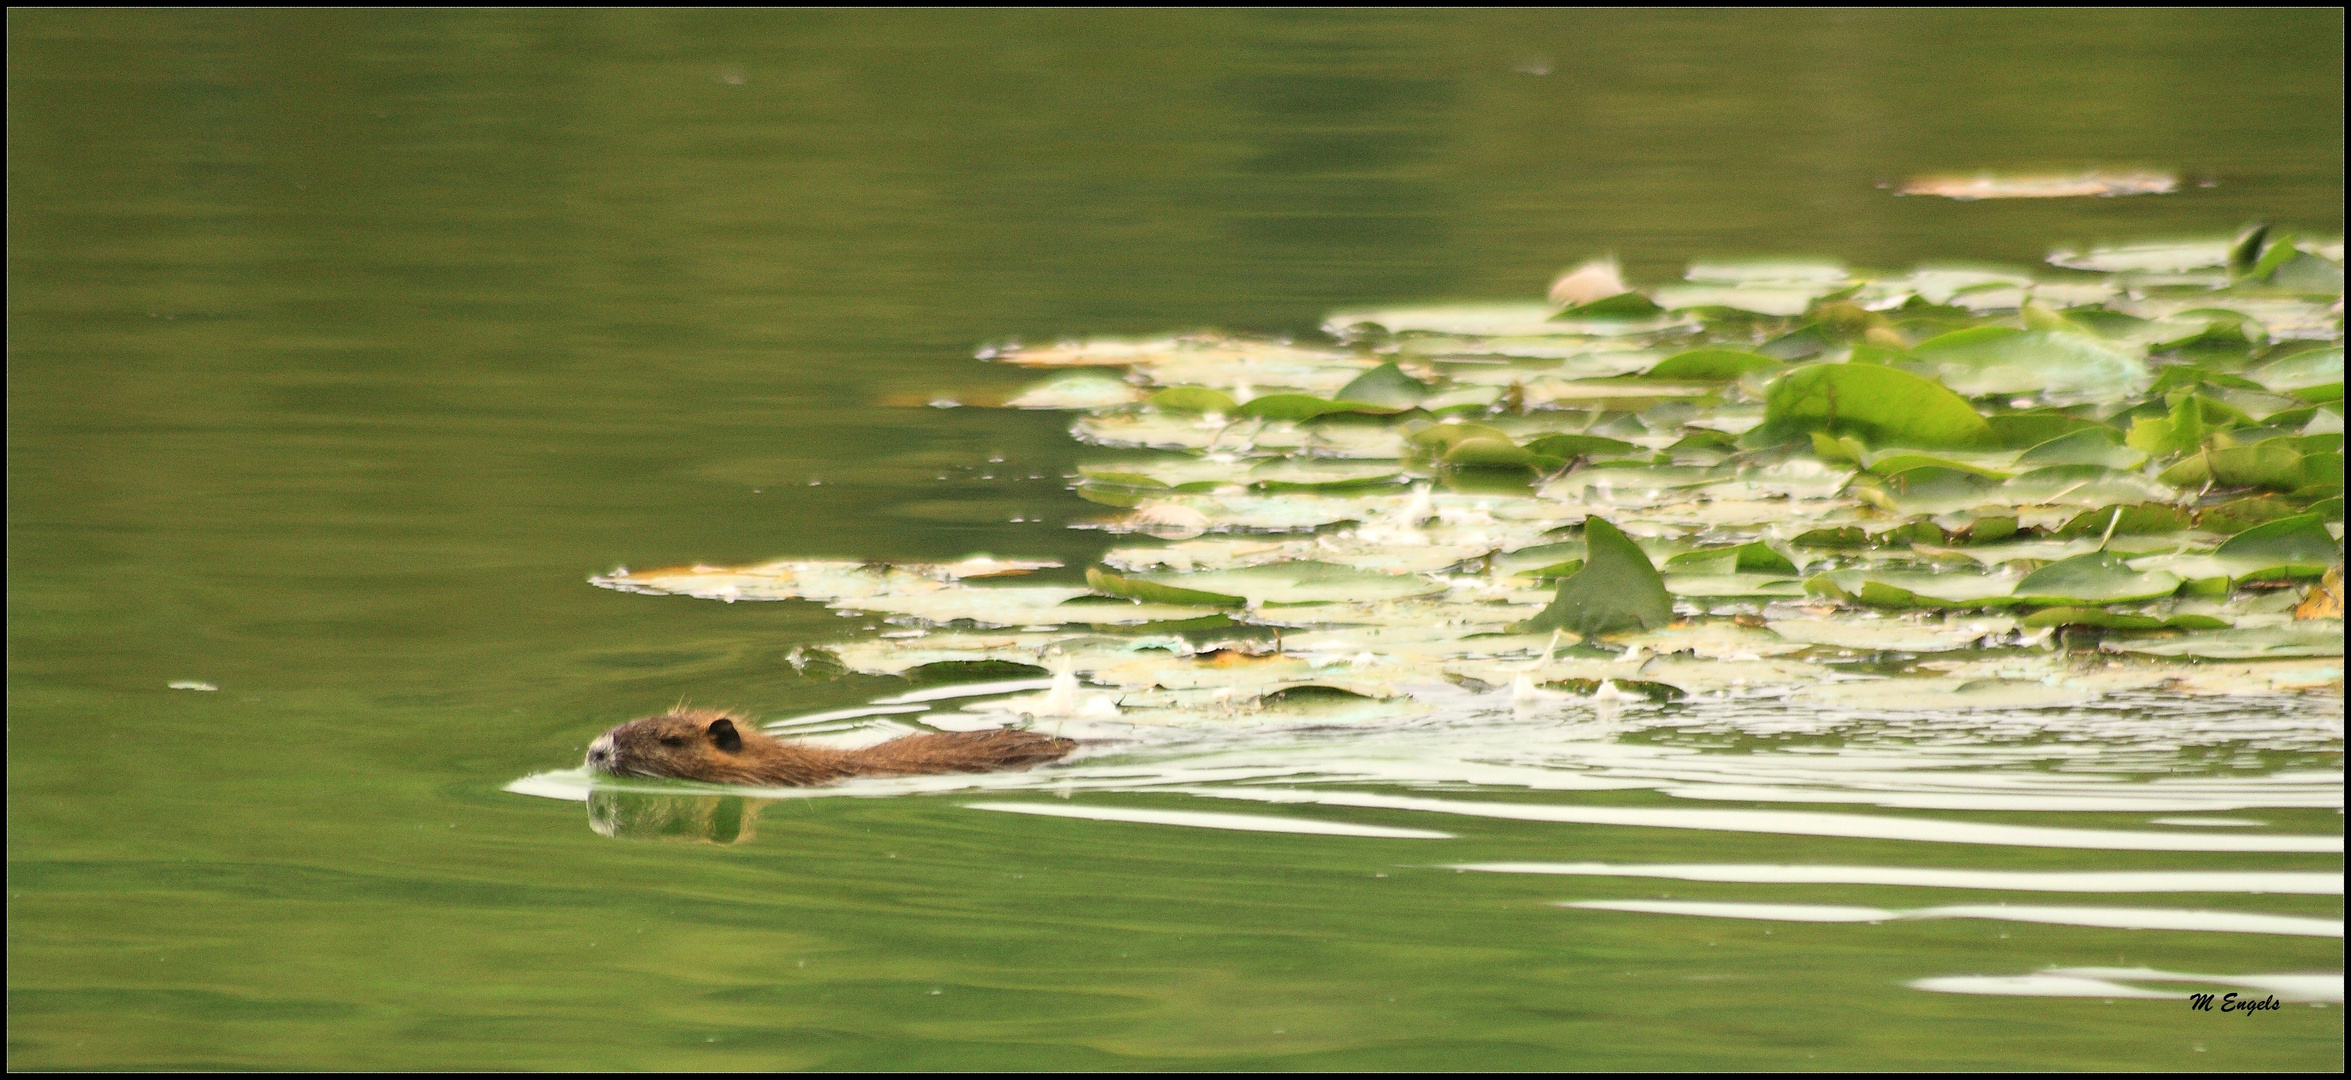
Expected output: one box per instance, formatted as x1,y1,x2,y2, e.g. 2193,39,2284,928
1511,517,1674,637
1857,465,2002,515
1523,432,1643,460
2248,346,2343,393
2018,608,2228,631
1808,570,2024,610
2108,622,2344,659
2053,503,2190,537
2014,553,2182,605
1334,362,1432,407
2017,427,2147,470
1662,542,1800,576
1987,413,2115,450
1555,292,1666,320
1645,349,1783,381
1086,566,1247,608
1747,363,1994,450
1907,328,2147,401
1901,171,2176,200
2213,514,2341,577
1236,393,1404,421
2048,239,2229,274
2209,439,2308,491
2001,464,2176,507
2199,495,2315,535
1148,386,1239,413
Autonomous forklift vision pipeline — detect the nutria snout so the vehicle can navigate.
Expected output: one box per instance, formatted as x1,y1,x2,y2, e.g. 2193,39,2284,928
587,709,1077,787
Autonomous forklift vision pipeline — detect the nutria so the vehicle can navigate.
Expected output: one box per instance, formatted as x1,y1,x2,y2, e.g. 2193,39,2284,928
586,709,1077,786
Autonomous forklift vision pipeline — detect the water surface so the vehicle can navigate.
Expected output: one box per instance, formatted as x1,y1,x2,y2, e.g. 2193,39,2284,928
9,9,2343,1069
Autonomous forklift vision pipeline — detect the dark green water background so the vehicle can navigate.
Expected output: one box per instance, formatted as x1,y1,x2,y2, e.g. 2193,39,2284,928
9,9,2343,1070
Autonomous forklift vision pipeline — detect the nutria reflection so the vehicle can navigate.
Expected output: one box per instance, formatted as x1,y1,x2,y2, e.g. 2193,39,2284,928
588,790,766,844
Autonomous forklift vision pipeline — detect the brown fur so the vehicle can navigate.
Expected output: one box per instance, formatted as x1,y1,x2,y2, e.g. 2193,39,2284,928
586,708,1076,787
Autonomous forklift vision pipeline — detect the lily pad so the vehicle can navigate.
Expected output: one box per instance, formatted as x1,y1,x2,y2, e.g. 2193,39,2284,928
2017,427,2147,470
1148,386,1240,414
2107,622,2345,660
1237,394,1404,421
1334,362,1433,407
1644,349,1783,381
1746,363,1994,450
2013,553,2183,605
2249,346,2343,393
1511,517,1674,638
1907,328,2147,401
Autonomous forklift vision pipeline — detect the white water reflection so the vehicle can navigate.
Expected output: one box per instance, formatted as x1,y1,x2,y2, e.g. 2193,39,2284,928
1913,967,2344,1003
1562,899,2342,937
964,800,1452,838
1449,863,2343,894
1171,789,2342,852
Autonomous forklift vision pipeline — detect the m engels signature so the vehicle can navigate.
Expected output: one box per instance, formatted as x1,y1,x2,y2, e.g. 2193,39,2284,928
2189,992,2281,1014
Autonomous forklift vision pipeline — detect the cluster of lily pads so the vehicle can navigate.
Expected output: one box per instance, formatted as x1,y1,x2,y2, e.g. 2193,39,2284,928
596,225,2343,728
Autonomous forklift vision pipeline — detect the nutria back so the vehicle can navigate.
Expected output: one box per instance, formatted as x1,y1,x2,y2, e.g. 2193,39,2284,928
586,709,1076,787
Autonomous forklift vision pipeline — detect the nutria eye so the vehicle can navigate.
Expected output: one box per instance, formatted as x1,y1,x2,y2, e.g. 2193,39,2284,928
658,735,687,748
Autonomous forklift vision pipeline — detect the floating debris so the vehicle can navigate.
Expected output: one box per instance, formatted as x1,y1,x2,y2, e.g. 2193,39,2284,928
1900,171,2179,200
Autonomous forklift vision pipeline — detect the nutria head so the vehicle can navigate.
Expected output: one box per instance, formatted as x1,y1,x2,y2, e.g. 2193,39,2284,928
586,709,855,786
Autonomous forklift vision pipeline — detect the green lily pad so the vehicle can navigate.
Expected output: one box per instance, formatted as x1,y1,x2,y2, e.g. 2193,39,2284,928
1441,438,1548,469
2047,239,2229,274
2053,503,2191,537
1149,386,1240,413
1645,349,1784,381
1522,433,1643,460
2014,552,2183,605
1986,413,2116,450
1856,465,2002,515
1746,363,1994,450
1807,570,2024,610
1237,394,1404,421
2209,439,2309,490
2199,495,2317,534
1334,362,1432,407
2107,621,2345,659
2248,346,2344,393
1511,516,1675,638
2131,513,2341,583
2017,608,2230,631
2212,514,2341,577
1867,454,2013,480
1087,566,1248,608
1662,573,1807,598
1101,561,1446,608
1907,328,2148,401
2001,464,2177,507
2017,427,2147,470
1663,541,1801,576
1555,292,1666,320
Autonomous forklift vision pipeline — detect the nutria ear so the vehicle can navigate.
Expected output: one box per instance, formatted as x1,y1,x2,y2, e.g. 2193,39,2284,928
705,717,744,753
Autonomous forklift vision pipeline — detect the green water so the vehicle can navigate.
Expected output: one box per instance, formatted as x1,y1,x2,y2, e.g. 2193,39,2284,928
9,9,2343,1070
